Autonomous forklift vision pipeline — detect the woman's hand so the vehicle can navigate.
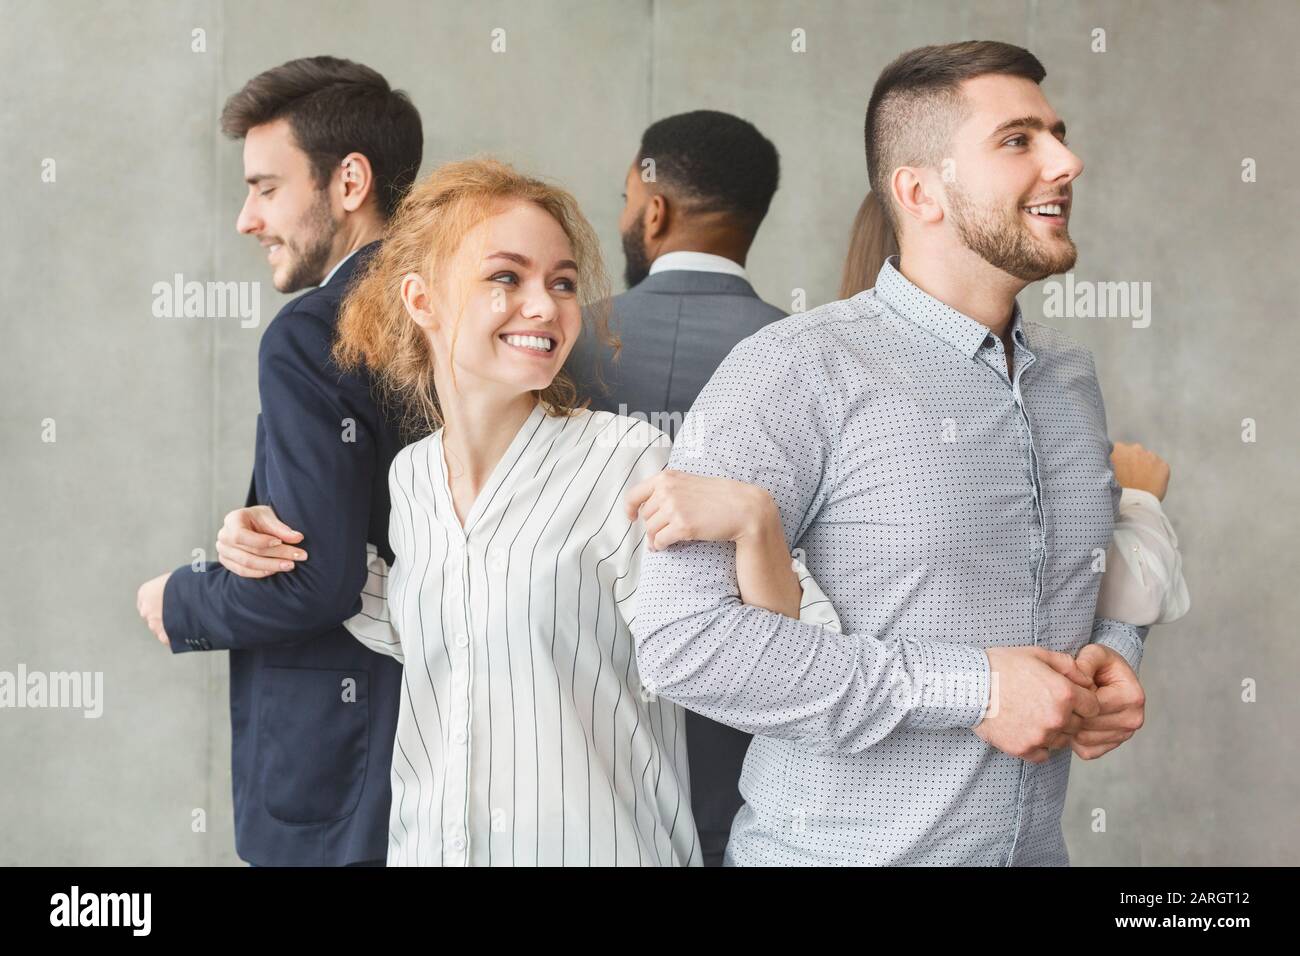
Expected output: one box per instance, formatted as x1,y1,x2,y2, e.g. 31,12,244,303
1110,442,1170,501
624,469,779,551
216,505,307,578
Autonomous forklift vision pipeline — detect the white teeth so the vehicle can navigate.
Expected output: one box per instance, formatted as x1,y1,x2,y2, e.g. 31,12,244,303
1027,203,1063,216
502,334,553,352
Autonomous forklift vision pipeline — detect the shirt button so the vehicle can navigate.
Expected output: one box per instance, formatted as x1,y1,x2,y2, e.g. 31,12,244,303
454,730,467,745
450,837,465,851
455,633,469,648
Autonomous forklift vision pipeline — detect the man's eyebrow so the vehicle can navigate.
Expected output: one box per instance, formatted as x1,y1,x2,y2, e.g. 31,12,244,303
485,251,579,271
244,173,280,185
988,116,1068,140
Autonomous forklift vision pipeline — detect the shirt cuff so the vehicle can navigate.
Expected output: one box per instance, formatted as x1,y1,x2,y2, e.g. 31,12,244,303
1119,487,1163,512
903,641,992,731
791,556,842,632
1091,618,1148,673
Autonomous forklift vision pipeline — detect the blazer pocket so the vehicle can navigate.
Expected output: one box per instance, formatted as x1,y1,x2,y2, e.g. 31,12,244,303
257,666,370,825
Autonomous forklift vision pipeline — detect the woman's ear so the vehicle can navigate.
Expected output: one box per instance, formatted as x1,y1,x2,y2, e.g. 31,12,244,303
400,272,437,331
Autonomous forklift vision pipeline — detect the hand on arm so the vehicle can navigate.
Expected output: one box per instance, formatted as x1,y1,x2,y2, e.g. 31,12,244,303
214,505,308,578
624,469,802,618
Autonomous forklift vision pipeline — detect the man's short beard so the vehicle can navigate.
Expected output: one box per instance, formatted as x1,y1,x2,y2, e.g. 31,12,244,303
276,189,339,293
947,181,1077,282
621,217,651,290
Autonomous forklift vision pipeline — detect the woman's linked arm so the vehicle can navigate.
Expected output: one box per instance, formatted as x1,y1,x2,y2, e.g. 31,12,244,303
1098,441,1190,626
342,543,404,662
625,469,841,630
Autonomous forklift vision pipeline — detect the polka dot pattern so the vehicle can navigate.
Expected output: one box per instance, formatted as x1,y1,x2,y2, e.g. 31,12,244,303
632,257,1146,866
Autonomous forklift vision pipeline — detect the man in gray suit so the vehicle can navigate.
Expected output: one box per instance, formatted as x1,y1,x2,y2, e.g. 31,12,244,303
567,109,783,866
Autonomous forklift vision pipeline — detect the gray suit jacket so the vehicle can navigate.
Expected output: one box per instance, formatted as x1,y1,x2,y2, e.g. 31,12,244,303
566,268,786,865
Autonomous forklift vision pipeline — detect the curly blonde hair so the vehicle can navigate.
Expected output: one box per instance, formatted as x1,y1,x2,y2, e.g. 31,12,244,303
334,156,615,439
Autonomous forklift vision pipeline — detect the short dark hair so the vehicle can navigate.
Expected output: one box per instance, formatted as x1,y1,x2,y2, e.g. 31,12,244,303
865,41,1046,233
636,110,780,233
221,56,423,220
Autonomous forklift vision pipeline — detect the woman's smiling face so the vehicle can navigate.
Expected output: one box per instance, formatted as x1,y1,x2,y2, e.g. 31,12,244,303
404,200,585,402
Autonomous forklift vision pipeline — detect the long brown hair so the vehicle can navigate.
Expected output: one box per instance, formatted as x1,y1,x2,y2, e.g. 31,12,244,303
838,191,898,298
334,156,615,440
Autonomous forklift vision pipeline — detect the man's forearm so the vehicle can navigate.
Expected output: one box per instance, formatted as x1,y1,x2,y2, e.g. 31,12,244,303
163,557,364,653
634,542,991,755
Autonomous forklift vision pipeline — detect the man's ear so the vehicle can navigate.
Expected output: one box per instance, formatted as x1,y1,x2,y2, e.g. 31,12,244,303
643,192,669,242
338,151,376,214
891,165,944,230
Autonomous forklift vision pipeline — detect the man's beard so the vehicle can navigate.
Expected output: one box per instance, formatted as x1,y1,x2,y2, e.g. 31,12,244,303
947,181,1077,282
621,218,651,289
274,190,339,293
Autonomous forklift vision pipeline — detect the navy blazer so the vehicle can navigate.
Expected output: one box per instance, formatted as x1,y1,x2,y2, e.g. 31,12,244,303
163,242,404,866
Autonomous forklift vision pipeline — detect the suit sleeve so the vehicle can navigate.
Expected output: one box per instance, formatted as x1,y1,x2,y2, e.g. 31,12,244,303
162,304,379,653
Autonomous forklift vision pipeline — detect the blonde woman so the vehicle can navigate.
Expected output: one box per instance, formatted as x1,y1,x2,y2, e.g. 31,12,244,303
219,158,839,866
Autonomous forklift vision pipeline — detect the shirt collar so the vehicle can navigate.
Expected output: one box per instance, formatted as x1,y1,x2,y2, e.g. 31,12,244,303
648,250,748,281
873,255,1027,360
320,247,362,288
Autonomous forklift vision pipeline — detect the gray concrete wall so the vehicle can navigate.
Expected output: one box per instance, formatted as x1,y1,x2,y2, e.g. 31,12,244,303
1,0,1295,865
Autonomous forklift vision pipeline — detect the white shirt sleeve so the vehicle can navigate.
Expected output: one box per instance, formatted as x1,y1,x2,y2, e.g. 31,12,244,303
343,543,404,662
792,555,843,632
1096,488,1190,626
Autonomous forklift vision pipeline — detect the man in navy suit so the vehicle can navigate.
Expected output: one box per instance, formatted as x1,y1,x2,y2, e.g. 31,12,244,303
135,57,423,866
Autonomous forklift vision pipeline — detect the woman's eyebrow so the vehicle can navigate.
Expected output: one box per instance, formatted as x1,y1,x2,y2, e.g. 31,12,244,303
485,250,531,266
485,251,578,271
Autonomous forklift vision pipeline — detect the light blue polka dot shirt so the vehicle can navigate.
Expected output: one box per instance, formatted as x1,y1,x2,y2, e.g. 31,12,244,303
632,256,1148,866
